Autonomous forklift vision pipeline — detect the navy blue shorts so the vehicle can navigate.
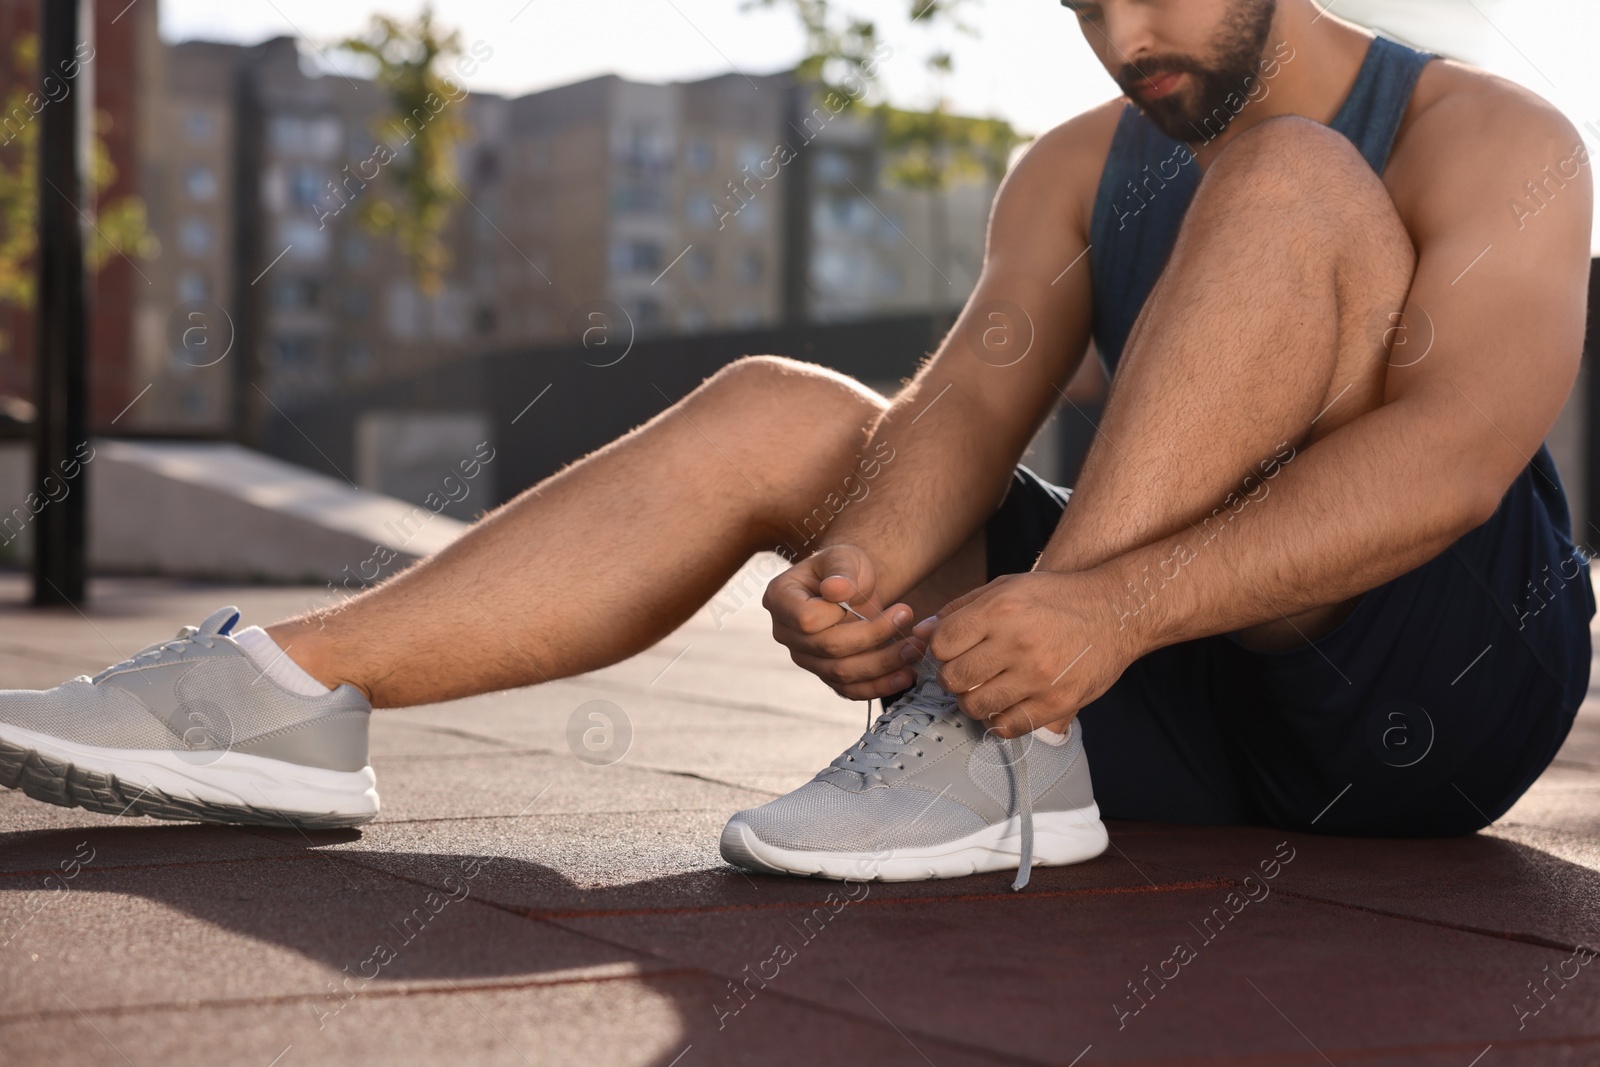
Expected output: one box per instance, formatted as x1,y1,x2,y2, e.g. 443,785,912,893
984,449,1594,836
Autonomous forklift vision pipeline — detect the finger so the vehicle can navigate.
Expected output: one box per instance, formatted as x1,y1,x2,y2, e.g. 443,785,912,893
988,697,1078,740
791,646,919,689
772,612,917,661
812,603,915,657
936,585,988,619
950,667,1035,722
833,673,923,701
812,547,876,607
773,618,920,667
817,572,876,610
763,566,822,619
936,635,1009,696
766,573,862,635
928,592,995,664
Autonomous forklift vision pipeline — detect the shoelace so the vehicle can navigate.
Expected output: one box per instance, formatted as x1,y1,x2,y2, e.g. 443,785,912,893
833,669,1036,891
90,625,214,683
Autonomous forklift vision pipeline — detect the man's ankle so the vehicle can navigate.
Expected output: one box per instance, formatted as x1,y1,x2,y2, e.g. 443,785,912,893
262,621,363,699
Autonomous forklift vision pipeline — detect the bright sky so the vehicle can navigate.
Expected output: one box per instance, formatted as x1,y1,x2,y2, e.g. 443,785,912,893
162,0,1600,249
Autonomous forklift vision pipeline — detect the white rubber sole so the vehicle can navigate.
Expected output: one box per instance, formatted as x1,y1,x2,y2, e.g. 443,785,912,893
0,722,379,829
720,805,1110,882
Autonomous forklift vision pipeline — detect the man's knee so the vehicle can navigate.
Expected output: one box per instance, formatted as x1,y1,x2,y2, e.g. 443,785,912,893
1207,116,1373,199
699,355,885,421
1201,116,1414,282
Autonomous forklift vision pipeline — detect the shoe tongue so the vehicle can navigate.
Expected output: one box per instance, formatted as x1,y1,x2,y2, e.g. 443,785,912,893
198,606,241,637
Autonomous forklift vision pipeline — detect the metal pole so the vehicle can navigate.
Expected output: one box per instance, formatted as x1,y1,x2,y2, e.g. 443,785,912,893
31,0,92,606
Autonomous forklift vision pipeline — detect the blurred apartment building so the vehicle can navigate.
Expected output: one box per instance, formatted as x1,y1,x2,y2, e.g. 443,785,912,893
120,33,999,436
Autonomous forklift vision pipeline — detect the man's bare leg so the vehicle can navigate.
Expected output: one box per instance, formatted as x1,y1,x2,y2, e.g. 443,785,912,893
1034,117,1416,652
270,357,895,708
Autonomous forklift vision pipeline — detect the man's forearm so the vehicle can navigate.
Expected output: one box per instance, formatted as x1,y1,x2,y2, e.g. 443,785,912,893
1073,392,1511,653
817,378,1032,605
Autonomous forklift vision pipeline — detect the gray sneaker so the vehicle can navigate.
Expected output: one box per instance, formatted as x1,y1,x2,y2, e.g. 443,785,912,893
0,606,377,828
720,664,1108,887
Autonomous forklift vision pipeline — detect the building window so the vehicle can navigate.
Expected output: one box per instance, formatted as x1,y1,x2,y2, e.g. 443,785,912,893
288,165,324,209
738,250,764,284
340,340,374,376
341,286,371,318
685,247,713,281
737,140,766,173
280,219,332,261
177,271,209,303
634,297,664,331
815,149,852,185
342,234,370,268
614,123,673,171
733,305,762,328
685,137,714,173
180,217,214,256
681,304,710,332
271,277,321,313
608,239,663,276
273,336,318,369
735,198,767,233
184,166,218,202
185,109,214,143
268,114,342,159
686,193,718,230
611,183,667,214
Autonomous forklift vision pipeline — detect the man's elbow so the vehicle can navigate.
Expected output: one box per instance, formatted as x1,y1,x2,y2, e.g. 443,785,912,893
1457,466,1519,533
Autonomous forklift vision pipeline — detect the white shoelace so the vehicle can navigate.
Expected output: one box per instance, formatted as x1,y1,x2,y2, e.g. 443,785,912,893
90,625,213,683
832,669,1036,890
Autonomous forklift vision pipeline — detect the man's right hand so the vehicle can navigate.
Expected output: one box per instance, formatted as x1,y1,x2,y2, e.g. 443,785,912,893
763,544,925,701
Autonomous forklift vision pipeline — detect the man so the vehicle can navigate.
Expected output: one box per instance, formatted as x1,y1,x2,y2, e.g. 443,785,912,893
0,0,1591,890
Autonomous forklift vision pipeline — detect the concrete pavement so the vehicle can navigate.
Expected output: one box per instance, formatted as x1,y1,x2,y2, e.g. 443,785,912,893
0,573,1596,1066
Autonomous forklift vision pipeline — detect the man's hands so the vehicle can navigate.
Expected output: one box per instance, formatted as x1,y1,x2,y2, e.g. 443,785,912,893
766,547,1146,731
764,545,927,701
926,569,1143,739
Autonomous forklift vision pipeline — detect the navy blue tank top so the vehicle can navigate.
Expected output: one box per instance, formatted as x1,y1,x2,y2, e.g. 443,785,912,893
1082,35,1577,539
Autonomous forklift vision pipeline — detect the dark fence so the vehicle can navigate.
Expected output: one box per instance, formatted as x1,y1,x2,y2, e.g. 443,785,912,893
264,311,1103,509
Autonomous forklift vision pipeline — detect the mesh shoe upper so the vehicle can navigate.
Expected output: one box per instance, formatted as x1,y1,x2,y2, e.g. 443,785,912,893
735,779,989,852
0,606,371,771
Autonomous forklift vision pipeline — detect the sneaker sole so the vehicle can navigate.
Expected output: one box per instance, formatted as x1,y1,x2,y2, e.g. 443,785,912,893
720,805,1110,882
0,723,379,829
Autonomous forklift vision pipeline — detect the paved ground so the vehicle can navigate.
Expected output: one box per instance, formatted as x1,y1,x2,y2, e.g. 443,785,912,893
0,570,1596,1066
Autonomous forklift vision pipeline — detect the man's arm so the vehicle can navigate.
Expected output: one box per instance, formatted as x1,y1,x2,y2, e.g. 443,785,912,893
819,108,1113,598
761,105,1119,699
931,83,1593,734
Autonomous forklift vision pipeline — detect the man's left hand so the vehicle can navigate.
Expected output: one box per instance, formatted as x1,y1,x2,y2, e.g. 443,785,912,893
923,570,1144,738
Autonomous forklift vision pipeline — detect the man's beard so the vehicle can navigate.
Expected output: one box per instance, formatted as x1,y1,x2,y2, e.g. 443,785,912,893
1116,0,1277,143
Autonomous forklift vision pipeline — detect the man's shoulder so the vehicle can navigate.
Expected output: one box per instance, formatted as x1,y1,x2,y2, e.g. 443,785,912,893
1020,98,1126,179
1395,59,1582,181
997,98,1126,232
1389,59,1586,240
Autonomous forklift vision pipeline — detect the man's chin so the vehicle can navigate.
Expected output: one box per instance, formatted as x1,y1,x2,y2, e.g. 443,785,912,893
1138,104,1207,143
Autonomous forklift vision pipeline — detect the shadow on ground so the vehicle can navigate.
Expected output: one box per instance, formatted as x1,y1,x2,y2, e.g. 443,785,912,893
4,817,1599,1066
